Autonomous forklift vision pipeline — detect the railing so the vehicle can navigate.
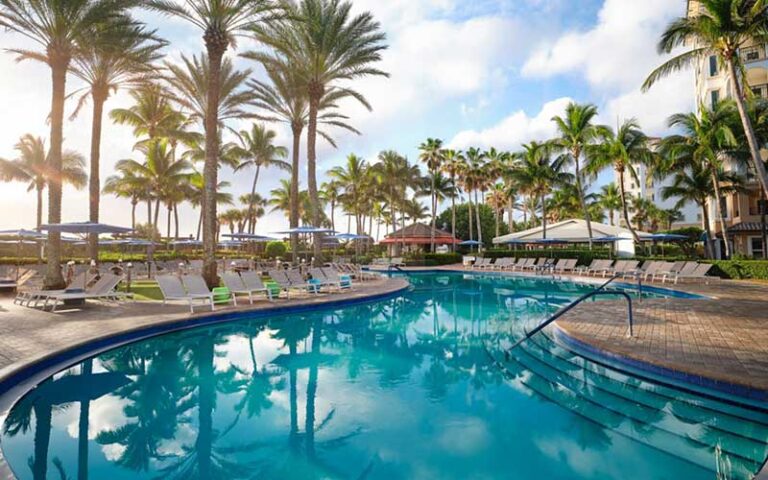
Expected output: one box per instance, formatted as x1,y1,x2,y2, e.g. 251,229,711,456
504,274,634,359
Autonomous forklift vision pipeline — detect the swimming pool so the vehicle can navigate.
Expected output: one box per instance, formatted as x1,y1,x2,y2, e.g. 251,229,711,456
1,272,766,479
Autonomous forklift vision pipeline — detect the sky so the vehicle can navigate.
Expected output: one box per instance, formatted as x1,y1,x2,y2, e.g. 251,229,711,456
0,0,695,239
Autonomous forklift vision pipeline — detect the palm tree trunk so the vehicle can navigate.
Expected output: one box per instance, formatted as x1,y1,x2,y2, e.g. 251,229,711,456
197,209,203,241
201,43,226,287
541,194,547,239
147,199,152,227
619,170,640,243
726,58,768,198
507,197,514,233
451,179,457,252
702,204,715,259
174,204,179,239
166,205,172,239
710,171,731,259
573,151,594,249
153,199,161,230
474,190,483,250
430,174,436,253
468,194,474,245
36,184,44,230
130,199,137,232
307,89,323,263
289,124,302,262
87,90,107,261
495,207,500,238
246,165,261,234
44,58,68,289
762,188,767,259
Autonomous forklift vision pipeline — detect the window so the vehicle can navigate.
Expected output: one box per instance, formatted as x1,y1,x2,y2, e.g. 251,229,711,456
742,45,763,62
719,196,729,219
710,90,720,109
751,237,765,259
748,193,762,215
732,194,740,218
709,55,719,76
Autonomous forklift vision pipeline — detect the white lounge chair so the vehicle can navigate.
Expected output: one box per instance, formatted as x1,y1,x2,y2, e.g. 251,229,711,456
40,273,129,312
222,272,270,305
666,263,718,284
240,271,276,301
322,267,353,290
156,274,214,313
184,274,234,307
285,269,322,294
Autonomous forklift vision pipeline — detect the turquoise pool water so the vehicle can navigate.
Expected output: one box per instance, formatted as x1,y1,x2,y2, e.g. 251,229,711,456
1,272,767,480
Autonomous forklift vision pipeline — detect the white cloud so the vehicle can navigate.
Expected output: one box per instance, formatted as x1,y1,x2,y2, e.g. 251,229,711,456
522,0,686,91
448,97,573,150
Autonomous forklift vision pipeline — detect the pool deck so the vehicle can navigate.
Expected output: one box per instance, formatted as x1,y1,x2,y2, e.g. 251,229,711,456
0,276,409,397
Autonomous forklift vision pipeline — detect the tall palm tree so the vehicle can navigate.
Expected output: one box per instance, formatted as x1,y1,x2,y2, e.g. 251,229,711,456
441,149,464,251
246,66,360,256
371,151,421,253
320,181,341,233
254,0,388,261
463,147,486,248
643,0,768,198
185,172,233,240
418,138,444,252
586,119,654,243
660,102,740,257
70,18,165,259
233,124,289,233
551,102,603,248
597,183,622,227
486,183,508,238
147,0,278,286
510,142,572,239
0,0,132,288
0,134,87,229
661,163,743,258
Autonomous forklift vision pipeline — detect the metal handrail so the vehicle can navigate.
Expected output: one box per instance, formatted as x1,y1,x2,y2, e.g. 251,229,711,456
505,274,634,358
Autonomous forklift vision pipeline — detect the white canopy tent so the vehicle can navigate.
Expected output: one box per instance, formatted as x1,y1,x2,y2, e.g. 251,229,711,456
492,219,654,258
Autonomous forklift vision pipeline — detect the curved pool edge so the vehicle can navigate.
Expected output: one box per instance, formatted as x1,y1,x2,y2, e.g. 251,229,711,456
0,277,411,417
551,323,768,408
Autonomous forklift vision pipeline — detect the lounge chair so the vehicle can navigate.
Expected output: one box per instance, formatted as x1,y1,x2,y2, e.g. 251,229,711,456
471,258,490,270
183,274,234,307
665,263,718,284
322,267,353,290
533,258,557,273
512,258,535,271
653,261,688,282
39,273,129,312
309,268,340,291
523,258,547,272
575,260,600,276
550,259,576,274
489,257,512,270
222,272,271,305
240,270,278,300
585,260,613,276
156,274,214,313
15,272,91,307
286,269,322,294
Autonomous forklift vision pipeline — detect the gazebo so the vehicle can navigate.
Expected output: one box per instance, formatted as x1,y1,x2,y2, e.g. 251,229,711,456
380,223,460,254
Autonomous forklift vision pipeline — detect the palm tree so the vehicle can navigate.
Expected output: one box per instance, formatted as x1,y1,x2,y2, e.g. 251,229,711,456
463,147,486,248
371,151,422,253
103,169,148,231
147,0,278,286
643,0,768,198
110,84,193,147
0,0,132,288
70,18,165,259
185,172,233,240
254,0,388,261
0,134,87,229
510,142,572,239
486,183,508,238
661,164,743,258
246,66,360,256
586,119,654,243
551,102,603,248
329,154,369,235
441,149,464,251
115,139,192,231
660,103,740,257
320,181,341,233
418,138,444,252
597,183,622,226
233,124,289,233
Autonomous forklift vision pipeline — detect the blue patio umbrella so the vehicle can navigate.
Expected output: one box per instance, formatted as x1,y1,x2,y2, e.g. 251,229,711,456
459,240,482,246
41,222,132,235
169,239,202,246
591,236,624,243
333,233,369,240
0,228,46,239
222,232,275,242
219,240,244,248
533,238,569,244
643,233,688,242
273,226,336,235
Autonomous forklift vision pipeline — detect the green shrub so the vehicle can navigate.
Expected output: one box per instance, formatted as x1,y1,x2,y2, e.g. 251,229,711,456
705,260,768,279
404,253,462,266
265,241,288,259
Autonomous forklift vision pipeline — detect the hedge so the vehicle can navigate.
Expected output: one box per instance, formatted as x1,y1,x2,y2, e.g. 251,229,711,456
705,260,768,280
404,253,462,266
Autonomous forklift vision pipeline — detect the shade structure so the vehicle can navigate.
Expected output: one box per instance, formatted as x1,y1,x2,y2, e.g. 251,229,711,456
41,222,132,235
273,226,336,235
494,219,652,244
0,229,46,239
222,232,275,242
533,238,569,245
643,233,689,242
218,240,244,248
459,240,482,246
169,239,203,246
333,233,370,240
0,239,38,245
381,223,461,245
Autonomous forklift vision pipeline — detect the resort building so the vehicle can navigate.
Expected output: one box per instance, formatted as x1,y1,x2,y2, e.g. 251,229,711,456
685,0,768,259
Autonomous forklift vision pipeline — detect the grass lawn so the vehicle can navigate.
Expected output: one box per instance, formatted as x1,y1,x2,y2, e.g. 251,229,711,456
120,280,163,301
